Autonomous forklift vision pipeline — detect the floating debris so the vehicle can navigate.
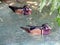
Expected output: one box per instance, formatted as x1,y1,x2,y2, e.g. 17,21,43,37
50,22,54,28
0,1,2,3
22,30,25,32
28,17,32,20
29,22,32,24
0,7,3,9
0,17,3,22
9,2,15,6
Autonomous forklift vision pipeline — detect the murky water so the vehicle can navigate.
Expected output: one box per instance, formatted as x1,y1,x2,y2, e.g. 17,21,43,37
0,3,60,45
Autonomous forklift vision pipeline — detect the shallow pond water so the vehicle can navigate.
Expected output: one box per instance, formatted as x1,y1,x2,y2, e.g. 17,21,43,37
0,3,60,45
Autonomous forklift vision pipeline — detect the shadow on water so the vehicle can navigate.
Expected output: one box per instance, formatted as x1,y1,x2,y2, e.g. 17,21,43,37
0,3,60,45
